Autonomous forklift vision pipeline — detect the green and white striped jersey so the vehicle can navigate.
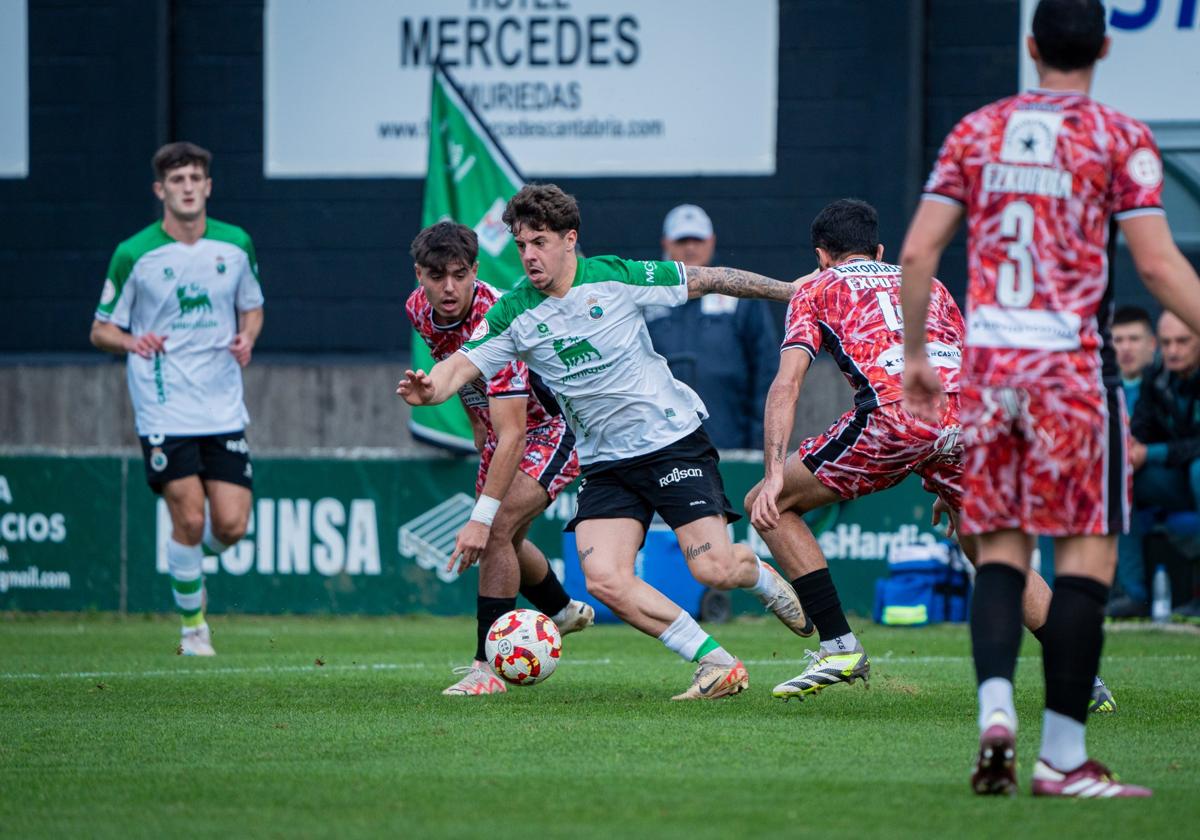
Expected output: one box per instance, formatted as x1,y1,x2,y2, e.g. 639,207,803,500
95,219,264,436
462,255,706,464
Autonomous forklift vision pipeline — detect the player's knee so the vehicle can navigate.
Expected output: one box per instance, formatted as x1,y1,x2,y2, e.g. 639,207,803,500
173,510,205,544
688,548,740,590
489,511,521,544
743,483,762,511
584,565,629,609
212,511,249,545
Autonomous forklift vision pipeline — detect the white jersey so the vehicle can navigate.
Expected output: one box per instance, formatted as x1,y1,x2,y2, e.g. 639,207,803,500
95,219,264,436
462,255,705,465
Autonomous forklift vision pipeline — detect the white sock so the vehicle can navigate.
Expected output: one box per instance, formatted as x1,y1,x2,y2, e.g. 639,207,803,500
978,677,1017,732
1093,676,1103,688
657,610,709,662
1039,710,1087,770
748,559,783,598
820,632,858,654
167,538,204,615
699,648,737,667
202,511,231,555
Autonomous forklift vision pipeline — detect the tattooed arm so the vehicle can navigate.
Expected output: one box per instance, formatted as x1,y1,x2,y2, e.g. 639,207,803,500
685,265,797,302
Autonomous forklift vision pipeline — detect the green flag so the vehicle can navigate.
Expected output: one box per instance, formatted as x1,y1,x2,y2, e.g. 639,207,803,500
411,63,527,452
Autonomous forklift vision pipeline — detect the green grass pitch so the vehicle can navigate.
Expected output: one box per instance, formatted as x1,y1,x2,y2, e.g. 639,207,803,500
1,614,1197,838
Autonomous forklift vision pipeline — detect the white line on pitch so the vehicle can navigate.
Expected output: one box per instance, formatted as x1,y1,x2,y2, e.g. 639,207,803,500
0,658,615,681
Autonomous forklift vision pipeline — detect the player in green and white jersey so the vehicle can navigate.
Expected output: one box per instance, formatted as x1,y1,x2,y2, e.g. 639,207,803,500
399,184,813,699
90,142,264,656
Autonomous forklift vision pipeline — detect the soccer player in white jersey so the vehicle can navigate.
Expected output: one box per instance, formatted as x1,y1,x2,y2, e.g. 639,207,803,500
406,221,593,696
91,142,264,656
399,184,812,700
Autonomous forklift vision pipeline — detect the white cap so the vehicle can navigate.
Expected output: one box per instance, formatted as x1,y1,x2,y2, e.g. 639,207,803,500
662,204,714,241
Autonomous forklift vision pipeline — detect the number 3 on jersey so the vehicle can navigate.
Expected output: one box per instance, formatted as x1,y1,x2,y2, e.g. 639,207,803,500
998,200,1035,308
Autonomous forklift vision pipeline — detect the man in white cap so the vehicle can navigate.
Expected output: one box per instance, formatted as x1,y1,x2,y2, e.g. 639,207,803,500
645,204,780,450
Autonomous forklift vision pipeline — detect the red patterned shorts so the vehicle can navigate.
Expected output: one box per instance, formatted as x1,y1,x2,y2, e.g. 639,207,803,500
476,422,579,502
799,397,962,509
959,383,1130,536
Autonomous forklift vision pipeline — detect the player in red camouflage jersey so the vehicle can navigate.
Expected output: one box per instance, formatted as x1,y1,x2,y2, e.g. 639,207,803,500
746,199,965,698
407,222,591,697
900,0,1200,798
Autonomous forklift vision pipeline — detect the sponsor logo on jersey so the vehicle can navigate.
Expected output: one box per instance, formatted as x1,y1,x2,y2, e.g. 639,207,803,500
163,267,175,280
658,466,703,487
537,323,550,335
1127,148,1163,189
982,163,1072,199
100,278,117,306
553,336,603,370
176,284,213,316
1000,111,1064,165
665,408,676,418
875,343,961,372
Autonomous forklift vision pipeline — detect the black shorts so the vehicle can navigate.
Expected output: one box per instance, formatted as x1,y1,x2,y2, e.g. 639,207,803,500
565,427,739,533
138,431,254,494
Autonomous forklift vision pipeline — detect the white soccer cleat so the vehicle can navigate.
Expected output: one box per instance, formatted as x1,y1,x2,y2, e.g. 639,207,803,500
179,624,216,657
553,600,595,636
442,661,508,696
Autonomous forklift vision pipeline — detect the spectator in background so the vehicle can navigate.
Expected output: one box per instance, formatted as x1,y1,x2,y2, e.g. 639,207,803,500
644,204,780,449
1108,306,1158,614
1116,311,1200,618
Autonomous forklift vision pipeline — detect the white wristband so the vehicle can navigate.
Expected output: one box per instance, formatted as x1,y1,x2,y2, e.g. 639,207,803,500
470,494,501,526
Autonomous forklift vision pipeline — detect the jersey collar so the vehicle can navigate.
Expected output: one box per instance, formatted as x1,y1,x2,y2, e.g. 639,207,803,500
431,283,479,331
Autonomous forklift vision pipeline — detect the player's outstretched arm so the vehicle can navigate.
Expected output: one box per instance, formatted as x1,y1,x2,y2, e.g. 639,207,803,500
751,348,811,532
1121,213,1200,338
396,352,482,406
89,319,166,359
685,265,796,302
900,199,961,423
451,395,528,573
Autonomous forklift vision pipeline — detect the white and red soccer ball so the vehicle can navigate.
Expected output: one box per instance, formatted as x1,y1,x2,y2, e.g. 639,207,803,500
484,608,562,685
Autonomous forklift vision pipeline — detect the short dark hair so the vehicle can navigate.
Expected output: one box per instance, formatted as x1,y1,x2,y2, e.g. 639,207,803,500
1032,0,1107,72
502,184,581,235
1112,304,1153,332
152,141,212,180
410,221,479,273
810,199,879,260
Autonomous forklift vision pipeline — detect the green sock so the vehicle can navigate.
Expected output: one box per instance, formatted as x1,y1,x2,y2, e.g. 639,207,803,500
693,636,721,662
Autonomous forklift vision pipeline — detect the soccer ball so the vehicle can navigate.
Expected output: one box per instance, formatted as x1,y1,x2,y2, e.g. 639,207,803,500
484,608,562,686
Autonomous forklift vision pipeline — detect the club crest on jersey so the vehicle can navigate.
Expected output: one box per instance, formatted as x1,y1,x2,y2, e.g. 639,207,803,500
216,256,227,274
1127,149,1163,189
470,319,489,342
1000,111,1063,166
586,295,603,320
162,267,175,280
150,448,168,472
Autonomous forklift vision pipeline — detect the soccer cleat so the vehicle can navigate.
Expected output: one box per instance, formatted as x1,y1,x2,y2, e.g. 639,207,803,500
179,624,215,657
971,713,1018,796
442,661,508,696
671,660,749,701
1089,677,1116,714
1031,758,1152,798
553,600,595,636
754,562,815,636
771,645,870,699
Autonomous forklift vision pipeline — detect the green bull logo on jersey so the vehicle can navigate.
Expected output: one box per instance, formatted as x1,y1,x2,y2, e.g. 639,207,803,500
176,284,213,316
552,336,602,371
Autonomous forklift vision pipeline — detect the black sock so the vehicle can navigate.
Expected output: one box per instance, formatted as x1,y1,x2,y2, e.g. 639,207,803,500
475,595,517,663
1031,623,1048,644
791,569,851,641
520,568,570,618
971,563,1026,686
1042,575,1108,725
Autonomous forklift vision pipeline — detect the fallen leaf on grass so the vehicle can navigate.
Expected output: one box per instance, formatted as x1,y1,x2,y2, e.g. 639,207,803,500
314,657,325,667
